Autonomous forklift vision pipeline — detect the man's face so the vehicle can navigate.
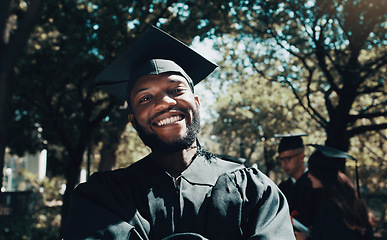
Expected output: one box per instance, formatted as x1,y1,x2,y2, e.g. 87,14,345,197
128,73,200,153
279,148,305,177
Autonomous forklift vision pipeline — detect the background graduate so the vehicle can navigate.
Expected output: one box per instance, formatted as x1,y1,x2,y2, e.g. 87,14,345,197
295,145,374,240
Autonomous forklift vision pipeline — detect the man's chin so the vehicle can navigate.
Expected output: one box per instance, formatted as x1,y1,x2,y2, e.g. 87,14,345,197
139,133,194,153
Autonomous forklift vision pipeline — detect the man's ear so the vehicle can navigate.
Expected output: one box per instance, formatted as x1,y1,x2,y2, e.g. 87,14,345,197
128,114,137,130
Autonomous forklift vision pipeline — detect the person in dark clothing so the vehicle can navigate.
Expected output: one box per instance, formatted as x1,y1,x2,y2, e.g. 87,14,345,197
64,25,295,240
295,147,374,240
276,134,317,230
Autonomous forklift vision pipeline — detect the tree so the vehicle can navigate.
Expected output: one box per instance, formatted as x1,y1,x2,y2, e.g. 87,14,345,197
209,0,387,171
199,35,385,190
11,1,117,231
0,0,45,190
198,38,322,177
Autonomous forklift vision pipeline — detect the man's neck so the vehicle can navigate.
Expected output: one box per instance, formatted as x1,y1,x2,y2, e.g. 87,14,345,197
151,143,198,178
292,166,307,181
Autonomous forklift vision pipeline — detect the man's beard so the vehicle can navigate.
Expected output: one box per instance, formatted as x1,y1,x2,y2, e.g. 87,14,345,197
132,108,201,154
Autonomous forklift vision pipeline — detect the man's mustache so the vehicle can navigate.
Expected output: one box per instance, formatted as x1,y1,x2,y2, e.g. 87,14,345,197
148,107,189,125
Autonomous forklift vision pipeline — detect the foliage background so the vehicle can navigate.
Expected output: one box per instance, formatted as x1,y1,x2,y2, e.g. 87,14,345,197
0,0,386,238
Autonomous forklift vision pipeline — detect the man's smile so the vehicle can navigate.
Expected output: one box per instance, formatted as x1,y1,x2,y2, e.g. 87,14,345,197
153,114,185,127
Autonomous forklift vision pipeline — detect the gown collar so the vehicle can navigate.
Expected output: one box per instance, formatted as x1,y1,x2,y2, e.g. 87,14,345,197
139,153,243,188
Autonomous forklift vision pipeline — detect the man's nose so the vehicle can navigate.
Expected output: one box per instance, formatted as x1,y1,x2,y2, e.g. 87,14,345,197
155,94,177,111
280,160,286,167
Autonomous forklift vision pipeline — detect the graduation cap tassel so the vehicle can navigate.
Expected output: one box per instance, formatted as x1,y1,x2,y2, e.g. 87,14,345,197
355,160,361,199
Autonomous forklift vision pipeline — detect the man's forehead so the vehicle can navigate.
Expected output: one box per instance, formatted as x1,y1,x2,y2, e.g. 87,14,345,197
131,73,191,93
279,148,300,156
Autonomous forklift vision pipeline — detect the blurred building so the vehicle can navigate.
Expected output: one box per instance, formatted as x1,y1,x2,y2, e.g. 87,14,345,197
0,148,47,215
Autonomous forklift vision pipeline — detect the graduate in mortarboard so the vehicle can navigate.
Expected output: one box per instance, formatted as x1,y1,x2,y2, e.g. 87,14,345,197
275,133,318,230
294,145,374,240
64,26,295,240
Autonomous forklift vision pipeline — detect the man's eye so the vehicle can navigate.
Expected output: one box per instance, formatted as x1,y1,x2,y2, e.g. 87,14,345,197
139,96,152,103
170,88,184,94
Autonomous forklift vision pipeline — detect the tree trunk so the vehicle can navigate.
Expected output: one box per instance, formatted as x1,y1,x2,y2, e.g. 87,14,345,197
325,93,354,172
98,145,117,171
263,141,275,176
98,108,129,171
0,66,9,190
325,121,348,173
239,139,246,159
0,0,45,190
0,0,15,191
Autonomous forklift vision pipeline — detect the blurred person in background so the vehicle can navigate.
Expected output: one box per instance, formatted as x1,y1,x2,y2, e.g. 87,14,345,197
295,146,374,240
276,134,317,229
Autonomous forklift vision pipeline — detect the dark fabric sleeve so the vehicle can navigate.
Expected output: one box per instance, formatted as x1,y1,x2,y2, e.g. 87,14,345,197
64,188,138,240
206,167,295,240
63,172,150,240
240,168,296,239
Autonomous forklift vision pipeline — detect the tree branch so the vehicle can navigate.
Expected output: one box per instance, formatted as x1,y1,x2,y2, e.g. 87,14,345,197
361,53,387,81
348,122,387,137
314,30,341,93
348,111,387,122
285,73,328,127
7,0,45,65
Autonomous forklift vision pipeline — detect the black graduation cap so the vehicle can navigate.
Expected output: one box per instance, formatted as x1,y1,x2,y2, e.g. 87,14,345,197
274,133,308,153
308,144,361,197
92,25,218,101
308,144,356,161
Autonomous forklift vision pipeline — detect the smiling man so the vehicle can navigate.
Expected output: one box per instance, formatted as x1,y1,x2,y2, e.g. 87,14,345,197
129,72,201,177
64,26,295,240
129,72,200,153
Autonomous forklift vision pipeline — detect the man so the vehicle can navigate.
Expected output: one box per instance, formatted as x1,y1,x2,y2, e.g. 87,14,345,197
64,25,294,240
275,134,316,230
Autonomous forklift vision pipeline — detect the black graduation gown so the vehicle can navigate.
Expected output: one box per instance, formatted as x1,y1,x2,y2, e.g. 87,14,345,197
278,172,316,227
64,154,295,239
311,199,374,240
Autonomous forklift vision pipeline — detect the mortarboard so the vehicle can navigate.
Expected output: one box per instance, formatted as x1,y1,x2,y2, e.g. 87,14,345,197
308,144,356,161
274,133,308,153
308,144,361,197
92,25,218,101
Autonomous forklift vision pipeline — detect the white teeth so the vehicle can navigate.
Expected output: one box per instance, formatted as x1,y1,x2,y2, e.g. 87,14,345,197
155,115,183,126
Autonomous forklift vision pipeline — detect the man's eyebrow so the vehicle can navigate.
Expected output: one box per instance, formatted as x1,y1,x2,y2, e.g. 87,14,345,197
169,78,181,83
133,87,150,95
169,78,188,85
133,78,187,95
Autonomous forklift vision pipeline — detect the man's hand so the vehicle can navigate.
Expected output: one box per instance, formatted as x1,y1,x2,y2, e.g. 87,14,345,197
294,231,308,240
